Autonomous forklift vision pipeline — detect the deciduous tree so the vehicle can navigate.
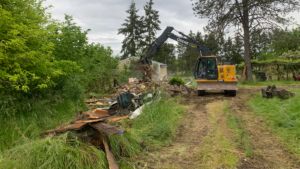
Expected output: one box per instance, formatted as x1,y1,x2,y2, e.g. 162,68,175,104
0,0,80,92
191,0,300,80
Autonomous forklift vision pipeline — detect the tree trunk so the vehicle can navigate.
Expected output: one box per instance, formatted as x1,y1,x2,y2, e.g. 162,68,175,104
242,0,253,81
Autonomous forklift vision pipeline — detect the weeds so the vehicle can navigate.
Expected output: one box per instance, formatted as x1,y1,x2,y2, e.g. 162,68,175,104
197,102,239,168
0,92,86,152
248,89,300,157
169,77,185,85
224,101,253,157
107,96,184,167
0,134,108,169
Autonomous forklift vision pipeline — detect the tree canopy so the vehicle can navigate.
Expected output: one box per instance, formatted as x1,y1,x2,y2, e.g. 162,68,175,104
0,0,80,92
191,0,300,80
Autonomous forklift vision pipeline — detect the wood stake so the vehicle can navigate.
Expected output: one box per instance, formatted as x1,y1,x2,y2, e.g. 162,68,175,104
242,66,246,82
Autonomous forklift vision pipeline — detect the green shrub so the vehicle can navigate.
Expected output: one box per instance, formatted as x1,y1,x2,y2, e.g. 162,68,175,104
169,77,185,85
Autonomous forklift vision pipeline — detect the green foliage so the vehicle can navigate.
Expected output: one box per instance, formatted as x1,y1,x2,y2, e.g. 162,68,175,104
79,43,119,93
238,59,300,67
270,27,300,55
169,77,185,85
51,15,90,61
0,87,86,152
0,134,108,169
248,90,300,157
50,15,119,93
118,1,146,59
107,97,184,166
224,101,253,157
0,0,81,91
278,47,300,61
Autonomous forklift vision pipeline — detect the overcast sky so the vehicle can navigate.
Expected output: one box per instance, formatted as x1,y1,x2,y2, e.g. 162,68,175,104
43,0,300,56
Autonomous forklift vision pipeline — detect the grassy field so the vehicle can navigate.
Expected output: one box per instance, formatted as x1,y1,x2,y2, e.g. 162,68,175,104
248,89,300,157
238,79,300,88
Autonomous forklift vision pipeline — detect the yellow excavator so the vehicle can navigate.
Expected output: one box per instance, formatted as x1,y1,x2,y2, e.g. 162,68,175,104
138,26,238,96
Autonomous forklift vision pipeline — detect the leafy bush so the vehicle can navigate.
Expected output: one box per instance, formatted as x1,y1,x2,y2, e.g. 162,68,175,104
169,77,185,85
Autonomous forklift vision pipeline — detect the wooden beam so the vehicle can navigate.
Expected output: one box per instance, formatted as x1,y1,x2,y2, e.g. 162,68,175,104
103,138,119,169
105,116,129,122
242,66,246,82
74,119,105,124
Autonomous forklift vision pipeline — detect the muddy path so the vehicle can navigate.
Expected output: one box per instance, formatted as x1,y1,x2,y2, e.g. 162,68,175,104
140,86,300,169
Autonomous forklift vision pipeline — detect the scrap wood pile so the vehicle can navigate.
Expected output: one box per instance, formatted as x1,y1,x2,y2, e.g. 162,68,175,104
41,108,128,169
40,77,194,169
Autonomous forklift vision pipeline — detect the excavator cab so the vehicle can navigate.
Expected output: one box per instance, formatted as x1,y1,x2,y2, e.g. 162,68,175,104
194,56,218,80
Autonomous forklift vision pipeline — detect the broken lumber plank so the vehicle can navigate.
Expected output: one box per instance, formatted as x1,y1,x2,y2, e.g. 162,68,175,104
74,119,106,124
93,109,109,115
103,138,119,169
41,123,88,134
91,122,126,135
105,116,129,122
82,113,110,119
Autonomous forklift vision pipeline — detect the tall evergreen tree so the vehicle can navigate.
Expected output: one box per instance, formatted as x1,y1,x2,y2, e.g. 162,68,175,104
118,1,146,59
144,0,161,46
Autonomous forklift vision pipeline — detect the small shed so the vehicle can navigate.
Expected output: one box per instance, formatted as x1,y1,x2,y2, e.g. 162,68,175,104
119,56,167,79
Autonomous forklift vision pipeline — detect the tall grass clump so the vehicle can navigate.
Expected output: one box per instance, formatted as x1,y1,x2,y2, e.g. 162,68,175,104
0,77,86,152
248,89,300,156
107,96,184,163
0,134,108,169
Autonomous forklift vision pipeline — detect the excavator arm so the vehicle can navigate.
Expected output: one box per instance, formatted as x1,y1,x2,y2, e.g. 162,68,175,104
138,26,214,81
139,26,212,65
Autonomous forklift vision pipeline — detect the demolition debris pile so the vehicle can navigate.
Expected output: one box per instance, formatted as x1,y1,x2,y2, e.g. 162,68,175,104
41,77,194,168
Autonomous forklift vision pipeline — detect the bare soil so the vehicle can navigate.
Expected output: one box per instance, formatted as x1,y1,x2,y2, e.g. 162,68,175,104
140,85,300,169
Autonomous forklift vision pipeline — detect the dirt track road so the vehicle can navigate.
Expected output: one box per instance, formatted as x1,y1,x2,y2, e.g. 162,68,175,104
141,86,300,169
